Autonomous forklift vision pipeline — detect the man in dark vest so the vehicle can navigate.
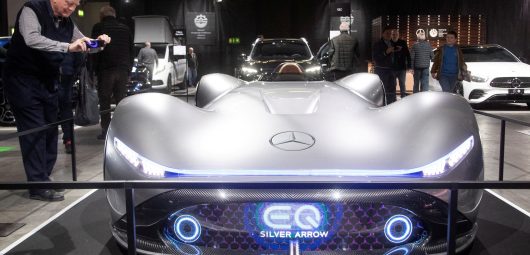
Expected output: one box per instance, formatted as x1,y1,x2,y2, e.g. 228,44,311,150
3,0,110,201
327,22,360,81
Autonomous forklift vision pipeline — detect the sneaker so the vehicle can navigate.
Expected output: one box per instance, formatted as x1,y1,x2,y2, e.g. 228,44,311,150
29,189,64,202
64,140,72,154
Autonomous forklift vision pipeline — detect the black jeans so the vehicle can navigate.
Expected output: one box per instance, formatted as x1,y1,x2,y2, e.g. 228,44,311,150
97,70,128,133
3,72,58,182
58,74,74,143
375,67,396,104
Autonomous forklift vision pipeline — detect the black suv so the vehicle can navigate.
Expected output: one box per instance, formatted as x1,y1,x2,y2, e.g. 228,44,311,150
236,38,323,81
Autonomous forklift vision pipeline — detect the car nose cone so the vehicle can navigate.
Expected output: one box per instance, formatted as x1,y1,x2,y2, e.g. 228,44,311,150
270,131,316,151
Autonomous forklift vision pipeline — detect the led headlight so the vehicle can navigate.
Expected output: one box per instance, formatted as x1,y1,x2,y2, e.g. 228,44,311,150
173,215,201,243
242,66,258,74
114,138,165,177
113,136,473,178
470,75,488,83
384,215,413,244
305,66,321,73
421,136,474,177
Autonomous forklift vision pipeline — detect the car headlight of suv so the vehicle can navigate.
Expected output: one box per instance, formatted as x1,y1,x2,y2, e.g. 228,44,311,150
241,66,258,75
470,75,488,83
113,136,474,178
305,66,321,73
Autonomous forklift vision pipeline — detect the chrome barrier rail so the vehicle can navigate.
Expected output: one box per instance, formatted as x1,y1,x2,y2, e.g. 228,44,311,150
473,110,530,181
2,180,530,255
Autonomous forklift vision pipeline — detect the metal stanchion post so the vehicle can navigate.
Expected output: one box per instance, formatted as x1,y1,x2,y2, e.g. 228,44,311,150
447,188,458,255
70,119,77,181
126,188,137,255
499,120,506,181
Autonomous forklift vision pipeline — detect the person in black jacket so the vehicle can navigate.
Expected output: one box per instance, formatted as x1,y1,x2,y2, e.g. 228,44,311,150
372,26,397,104
391,29,411,98
327,22,360,81
91,5,134,140
3,0,110,201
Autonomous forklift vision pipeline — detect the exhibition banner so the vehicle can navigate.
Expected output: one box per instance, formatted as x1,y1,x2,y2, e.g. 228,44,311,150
185,12,216,45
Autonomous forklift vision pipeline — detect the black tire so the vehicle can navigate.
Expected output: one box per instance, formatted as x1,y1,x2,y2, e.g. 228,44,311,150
166,74,172,95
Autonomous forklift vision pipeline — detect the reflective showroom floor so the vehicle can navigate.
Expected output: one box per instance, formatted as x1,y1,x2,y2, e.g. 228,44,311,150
0,94,529,253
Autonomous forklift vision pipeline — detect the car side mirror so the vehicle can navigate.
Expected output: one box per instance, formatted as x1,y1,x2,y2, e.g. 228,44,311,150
172,45,186,60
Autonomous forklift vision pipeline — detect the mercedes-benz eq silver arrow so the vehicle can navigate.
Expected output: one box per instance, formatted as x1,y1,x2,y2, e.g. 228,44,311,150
104,70,483,255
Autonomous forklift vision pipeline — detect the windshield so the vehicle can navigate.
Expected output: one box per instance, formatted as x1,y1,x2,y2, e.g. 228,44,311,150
462,47,518,62
134,44,166,59
251,41,311,60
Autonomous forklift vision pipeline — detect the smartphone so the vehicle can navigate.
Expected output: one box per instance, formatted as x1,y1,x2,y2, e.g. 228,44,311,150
85,39,105,53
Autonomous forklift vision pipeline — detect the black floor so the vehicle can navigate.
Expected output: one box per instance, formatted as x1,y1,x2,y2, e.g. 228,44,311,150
6,190,530,255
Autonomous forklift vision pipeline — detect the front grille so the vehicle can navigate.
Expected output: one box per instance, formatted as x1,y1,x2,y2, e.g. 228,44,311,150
163,202,425,251
113,189,474,254
490,77,530,88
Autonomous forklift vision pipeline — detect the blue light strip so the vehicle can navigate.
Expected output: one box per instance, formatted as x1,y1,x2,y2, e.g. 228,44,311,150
114,136,474,178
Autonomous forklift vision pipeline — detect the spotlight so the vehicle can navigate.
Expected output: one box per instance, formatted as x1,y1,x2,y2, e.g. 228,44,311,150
384,215,412,244
174,215,201,243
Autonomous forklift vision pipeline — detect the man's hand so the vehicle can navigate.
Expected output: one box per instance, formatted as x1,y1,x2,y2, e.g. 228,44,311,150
408,69,414,75
97,34,111,45
385,46,395,55
68,37,90,52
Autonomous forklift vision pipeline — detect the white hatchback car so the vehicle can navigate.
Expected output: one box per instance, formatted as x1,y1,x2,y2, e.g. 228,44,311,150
430,44,530,108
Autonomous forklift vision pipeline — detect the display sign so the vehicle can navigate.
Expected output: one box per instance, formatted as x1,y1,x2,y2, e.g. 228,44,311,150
330,3,350,17
372,15,486,48
185,12,216,45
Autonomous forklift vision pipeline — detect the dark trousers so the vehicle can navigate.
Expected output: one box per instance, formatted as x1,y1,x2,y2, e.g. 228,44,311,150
97,70,128,133
3,73,58,182
375,67,397,104
439,74,458,93
145,63,154,81
413,68,430,93
58,74,74,143
394,70,407,97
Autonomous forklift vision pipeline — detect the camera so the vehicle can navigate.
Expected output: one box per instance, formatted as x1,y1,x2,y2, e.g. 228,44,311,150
85,39,105,53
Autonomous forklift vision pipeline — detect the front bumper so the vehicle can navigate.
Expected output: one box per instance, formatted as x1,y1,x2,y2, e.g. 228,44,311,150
463,81,530,104
110,189,477,254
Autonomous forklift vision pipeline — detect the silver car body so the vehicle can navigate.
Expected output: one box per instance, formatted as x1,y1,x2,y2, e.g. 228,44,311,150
105,73,483,254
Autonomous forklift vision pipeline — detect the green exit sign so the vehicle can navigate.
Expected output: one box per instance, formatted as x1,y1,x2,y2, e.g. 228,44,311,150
228,37,240,45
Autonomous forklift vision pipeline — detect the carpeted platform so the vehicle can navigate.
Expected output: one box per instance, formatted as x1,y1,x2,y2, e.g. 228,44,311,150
5,190,530,255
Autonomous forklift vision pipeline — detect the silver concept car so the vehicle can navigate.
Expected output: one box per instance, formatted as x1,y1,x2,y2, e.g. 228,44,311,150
104,69,483,255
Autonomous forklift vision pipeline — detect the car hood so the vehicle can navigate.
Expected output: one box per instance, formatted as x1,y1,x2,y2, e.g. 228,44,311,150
467,62,530,79
245,59,315,72
110,87,480,174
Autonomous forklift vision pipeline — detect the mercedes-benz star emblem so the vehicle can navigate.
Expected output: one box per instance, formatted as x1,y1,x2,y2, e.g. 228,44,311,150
270,131,315,151
511,78,522,88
